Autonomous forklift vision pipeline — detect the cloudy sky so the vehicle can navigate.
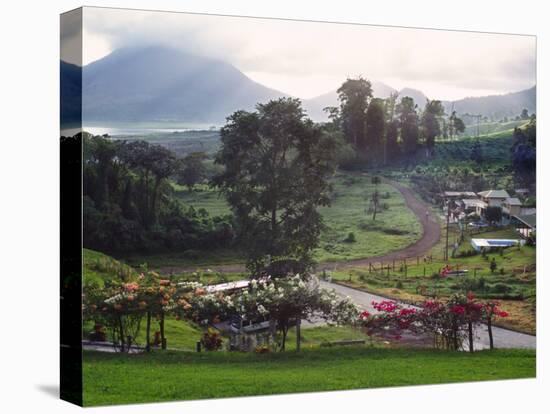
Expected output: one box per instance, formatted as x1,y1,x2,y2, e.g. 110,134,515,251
64,7,536,101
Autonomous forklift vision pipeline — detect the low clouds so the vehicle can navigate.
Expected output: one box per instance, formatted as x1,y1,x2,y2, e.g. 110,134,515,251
78,7,536,100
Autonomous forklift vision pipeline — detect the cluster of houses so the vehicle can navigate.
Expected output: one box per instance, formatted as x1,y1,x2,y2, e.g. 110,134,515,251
442,188,536,245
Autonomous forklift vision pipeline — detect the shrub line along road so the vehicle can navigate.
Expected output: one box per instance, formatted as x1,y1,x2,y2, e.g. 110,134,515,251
319,280,536,350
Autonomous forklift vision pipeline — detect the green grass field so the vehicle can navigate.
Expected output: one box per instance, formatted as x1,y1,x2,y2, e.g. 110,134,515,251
82,347,535,406
149,171,422,269
330,226,536,333
315,172,421,261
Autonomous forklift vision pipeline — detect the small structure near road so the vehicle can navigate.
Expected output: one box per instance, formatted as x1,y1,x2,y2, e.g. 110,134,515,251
470,238,523,252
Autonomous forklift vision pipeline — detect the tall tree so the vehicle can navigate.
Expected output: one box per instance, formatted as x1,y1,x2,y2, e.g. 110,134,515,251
177,152,207,191
520,108,529,120
370,176,381,221
396,97,420,157
120,141,177,227
449,110,466,139
213,98,338,275
365,98,386,159
336,77,373,152
421,100,445,156
385,119,400,162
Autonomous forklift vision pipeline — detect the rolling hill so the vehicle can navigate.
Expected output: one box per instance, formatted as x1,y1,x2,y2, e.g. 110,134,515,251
81,46,288,125
443,86,536,119
59,45,536,127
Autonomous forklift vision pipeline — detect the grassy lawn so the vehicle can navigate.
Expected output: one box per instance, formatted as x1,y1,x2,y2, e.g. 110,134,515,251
315,172,421,262
121,248,246,270
330,227,536,333
136,170,422,269
83,347,535,406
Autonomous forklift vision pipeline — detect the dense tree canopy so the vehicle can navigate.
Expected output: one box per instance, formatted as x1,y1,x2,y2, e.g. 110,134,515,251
337,77,373,152
421,100,445,155
512,116,536,182
82,134,235,253
214,98,338,275
365,97,386,158
396,96,420,156
177,152,207,191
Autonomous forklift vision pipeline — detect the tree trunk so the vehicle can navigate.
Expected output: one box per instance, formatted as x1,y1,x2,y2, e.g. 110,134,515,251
468,322,474,353
118,316,125,353
151,177,161,226
160,310,166,350
487,317,494,350
452,320,459,350
296,318,301,352
145,311,151,352
281,325,288,351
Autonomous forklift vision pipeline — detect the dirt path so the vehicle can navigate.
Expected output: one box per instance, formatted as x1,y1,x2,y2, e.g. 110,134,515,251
318,178,441,271
159,179,441,274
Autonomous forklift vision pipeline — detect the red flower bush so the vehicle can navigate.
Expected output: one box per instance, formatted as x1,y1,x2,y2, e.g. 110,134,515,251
361,292,509,352
372,300,398,312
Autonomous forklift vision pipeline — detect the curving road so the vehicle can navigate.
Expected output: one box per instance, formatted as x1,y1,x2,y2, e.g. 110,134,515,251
160,178,441,275
318,177,441,271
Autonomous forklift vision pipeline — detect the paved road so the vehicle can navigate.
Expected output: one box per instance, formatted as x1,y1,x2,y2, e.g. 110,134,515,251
320,280,536,350
159,178,441,275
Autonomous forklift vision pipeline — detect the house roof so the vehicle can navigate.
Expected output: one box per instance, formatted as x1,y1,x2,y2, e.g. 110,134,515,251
444,191,477,197
514,214,536,229
504,197,522,206
462,199,487,208
471,238,520,248
478,190,510,199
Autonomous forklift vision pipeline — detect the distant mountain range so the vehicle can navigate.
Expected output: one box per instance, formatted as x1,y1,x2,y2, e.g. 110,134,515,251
60,46,536,127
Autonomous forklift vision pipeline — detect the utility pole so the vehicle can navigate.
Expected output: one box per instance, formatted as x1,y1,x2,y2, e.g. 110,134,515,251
444,201,451,261
474,114,482,138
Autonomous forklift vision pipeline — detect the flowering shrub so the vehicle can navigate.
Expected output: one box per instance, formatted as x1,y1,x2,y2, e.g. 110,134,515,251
229,275,358,351
200,328,223,351
361,292,508,352
363,300,419,340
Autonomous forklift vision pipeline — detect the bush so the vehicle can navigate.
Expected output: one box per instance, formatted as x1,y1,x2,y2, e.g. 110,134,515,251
382,228,408,236
455,249,477,258
200,328,223,351
491,283,512,294
395,280,404,289
344,232,356,243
